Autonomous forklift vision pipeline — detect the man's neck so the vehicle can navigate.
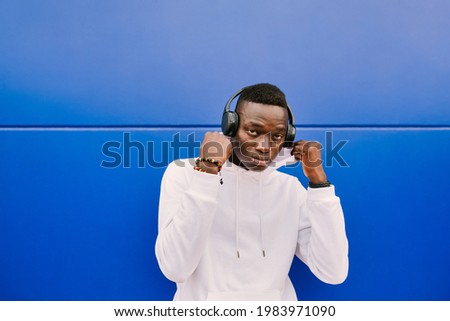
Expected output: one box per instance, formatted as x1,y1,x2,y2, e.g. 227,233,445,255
230,151,248,170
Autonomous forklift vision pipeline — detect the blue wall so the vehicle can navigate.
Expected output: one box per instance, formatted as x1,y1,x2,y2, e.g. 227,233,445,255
1,0,449,300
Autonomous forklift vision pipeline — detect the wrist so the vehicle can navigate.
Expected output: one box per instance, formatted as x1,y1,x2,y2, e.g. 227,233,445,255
200,154,227,165
304,166,327,184
306,174,327,184
198,161,220,174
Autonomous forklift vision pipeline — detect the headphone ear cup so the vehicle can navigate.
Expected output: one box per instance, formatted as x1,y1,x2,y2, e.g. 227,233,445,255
283,125,296,147
221,111,239,136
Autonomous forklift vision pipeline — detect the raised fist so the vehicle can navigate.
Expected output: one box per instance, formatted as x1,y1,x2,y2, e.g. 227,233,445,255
198,132,232,174
292,140,328,184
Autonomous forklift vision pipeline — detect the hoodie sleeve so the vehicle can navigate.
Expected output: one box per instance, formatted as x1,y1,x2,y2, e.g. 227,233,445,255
295,185,349,284
155,160,221,283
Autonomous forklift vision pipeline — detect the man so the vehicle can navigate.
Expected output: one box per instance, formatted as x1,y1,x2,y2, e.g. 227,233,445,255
155,83,348,300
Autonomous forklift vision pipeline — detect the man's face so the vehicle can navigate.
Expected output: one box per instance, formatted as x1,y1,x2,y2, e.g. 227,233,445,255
232,101,288,171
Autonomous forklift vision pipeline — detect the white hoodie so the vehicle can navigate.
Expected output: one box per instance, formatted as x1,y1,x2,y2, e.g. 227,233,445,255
155,155,348,301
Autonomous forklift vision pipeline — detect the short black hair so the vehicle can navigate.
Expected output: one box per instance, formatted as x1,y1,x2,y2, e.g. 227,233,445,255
236,83,288,109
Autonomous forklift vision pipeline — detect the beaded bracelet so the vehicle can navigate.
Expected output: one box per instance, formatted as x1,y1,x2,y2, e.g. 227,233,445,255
193,161,224,185
193,166,206,173
195,157,223,172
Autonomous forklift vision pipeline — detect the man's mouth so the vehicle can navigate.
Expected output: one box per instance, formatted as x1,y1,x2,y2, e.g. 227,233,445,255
249,156,271,167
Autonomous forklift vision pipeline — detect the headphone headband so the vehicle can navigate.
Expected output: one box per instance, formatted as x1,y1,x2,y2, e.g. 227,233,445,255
223,87,295,126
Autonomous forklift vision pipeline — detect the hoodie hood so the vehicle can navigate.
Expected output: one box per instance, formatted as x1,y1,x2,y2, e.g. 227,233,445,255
272,147,298,169
222,147,297,174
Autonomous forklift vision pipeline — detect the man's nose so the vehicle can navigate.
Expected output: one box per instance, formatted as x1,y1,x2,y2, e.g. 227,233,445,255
255,135,271,153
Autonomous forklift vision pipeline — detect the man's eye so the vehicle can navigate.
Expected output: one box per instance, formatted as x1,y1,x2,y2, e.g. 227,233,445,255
273,134,283,141
247,129,257,135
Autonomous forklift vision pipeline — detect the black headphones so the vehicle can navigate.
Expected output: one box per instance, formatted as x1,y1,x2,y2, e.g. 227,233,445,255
221,87,296,147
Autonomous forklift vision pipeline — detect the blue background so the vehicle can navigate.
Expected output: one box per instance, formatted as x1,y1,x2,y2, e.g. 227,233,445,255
1,0,449,300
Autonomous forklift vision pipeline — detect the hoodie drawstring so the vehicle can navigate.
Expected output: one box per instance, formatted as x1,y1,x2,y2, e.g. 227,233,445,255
235,172,240,258
259,177,266,257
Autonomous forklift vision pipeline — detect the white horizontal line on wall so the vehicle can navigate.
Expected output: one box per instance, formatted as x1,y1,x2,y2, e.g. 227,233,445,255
1,125,450,131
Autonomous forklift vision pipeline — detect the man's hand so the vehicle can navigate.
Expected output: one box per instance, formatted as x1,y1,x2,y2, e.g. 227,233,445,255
199,132,232,174
292,140,328,184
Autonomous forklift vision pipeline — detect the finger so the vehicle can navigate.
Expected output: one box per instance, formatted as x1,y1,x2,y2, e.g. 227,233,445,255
290,140,307,155
292,150,306,162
